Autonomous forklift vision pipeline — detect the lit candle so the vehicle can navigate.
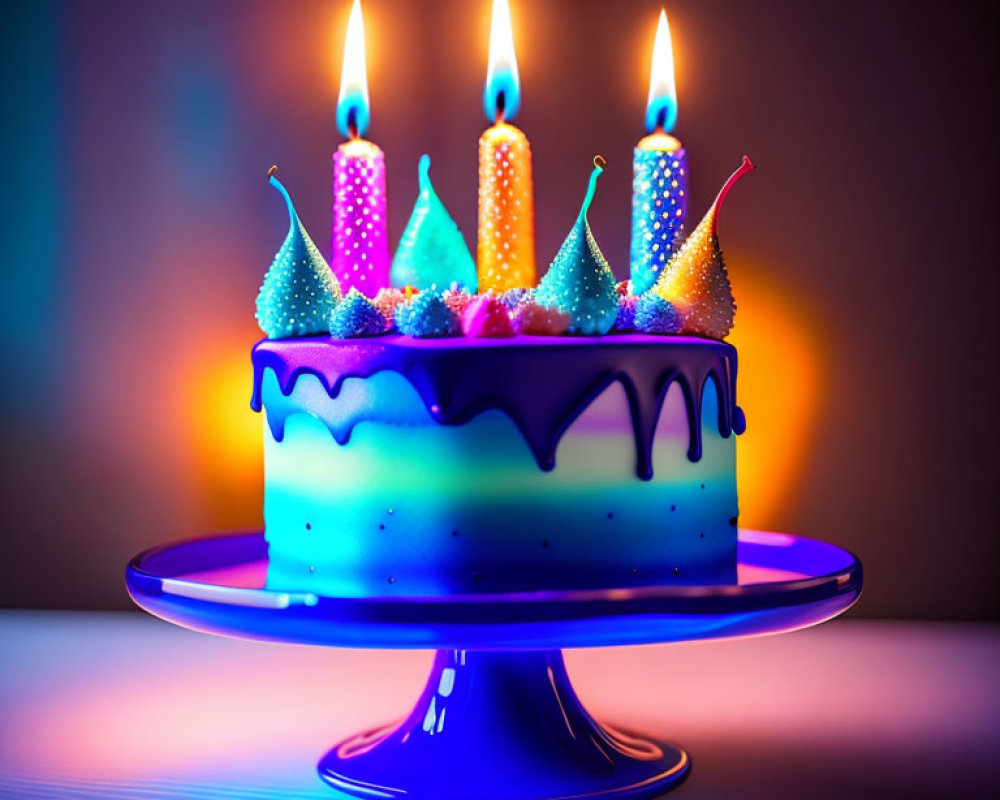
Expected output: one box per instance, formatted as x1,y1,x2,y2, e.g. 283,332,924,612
332,0,390,294
477,0,536,293
629,9,687,295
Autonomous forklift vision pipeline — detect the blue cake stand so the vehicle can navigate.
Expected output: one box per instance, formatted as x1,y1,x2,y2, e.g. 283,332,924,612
127,530,861,799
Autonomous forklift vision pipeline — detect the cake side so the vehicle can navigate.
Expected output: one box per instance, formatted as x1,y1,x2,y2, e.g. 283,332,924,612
254,334,742,596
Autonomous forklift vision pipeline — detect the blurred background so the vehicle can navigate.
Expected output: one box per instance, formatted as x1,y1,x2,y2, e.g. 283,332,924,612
0,0,996,619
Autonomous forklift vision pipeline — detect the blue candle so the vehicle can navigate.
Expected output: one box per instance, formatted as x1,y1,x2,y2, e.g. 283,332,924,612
629,10,686,295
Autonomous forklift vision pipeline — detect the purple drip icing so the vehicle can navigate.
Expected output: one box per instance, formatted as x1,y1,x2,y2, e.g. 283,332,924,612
251,334,745,480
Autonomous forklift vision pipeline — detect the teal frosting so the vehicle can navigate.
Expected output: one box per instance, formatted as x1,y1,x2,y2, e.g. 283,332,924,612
390,155,478,292
394,289,461,338
256,172,342,338
330,288,386,339
534,160,618,335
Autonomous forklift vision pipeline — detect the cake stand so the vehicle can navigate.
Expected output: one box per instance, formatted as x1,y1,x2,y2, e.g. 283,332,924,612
127,529,861,799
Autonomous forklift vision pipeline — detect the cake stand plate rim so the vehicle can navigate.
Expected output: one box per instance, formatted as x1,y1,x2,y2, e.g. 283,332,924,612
125,530,862,650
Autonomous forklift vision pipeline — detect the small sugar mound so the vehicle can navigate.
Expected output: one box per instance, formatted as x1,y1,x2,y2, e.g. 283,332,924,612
372,287,408,330
635,293,682,334
511,301,571,335
395,289,461,338
329,288,387,338
442,287,475,318
462,293,516,337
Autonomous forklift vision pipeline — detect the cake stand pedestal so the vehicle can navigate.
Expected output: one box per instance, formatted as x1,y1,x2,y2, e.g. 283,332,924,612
127,530,861,800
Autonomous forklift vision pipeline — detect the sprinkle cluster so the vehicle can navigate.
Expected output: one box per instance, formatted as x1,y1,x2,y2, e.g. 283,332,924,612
395,290,461,338
634,293,682,334
372,287,407,327
442,287,475,318
329,288,387,338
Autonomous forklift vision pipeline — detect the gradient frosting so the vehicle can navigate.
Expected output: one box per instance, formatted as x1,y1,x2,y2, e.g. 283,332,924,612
253,335,743,597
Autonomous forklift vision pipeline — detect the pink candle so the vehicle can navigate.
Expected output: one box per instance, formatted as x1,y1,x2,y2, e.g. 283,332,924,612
332,139,389,293
331,0,389,294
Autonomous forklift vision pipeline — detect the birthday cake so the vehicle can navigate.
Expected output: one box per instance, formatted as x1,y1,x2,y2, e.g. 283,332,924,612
253,150,753,597
247,0,757,597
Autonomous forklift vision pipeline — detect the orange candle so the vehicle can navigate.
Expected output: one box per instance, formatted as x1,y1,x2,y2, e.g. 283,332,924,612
477,0,536,292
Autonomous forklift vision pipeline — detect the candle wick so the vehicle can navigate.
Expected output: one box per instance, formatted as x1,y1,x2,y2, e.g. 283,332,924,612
347,107,360,140
655,107,668,134
494,91,506,124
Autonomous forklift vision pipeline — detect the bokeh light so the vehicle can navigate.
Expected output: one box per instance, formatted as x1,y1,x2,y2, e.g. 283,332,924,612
728,264,824,528
185,338,262,531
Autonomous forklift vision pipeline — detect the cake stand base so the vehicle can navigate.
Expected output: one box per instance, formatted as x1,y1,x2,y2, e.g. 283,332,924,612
319,649,687,800
127,530,862,797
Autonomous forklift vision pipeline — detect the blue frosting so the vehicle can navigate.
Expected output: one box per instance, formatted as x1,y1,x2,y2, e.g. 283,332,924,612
330,288,386,339
635,293,682,334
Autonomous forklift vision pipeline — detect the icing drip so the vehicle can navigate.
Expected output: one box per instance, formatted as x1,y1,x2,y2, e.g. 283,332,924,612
251,335,744,480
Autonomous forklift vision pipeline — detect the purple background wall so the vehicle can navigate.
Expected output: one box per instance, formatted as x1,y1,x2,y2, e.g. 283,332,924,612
0,0,997,618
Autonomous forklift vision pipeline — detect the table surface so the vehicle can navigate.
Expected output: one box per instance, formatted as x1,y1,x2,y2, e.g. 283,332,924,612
1,612,998,800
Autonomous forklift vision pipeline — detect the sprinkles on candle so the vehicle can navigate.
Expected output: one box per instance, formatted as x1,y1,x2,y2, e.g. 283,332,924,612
630,132,687,294
477,121,536,292
332,138,390,294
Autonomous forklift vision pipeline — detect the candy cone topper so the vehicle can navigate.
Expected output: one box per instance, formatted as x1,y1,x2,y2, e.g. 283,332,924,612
256,167,342,339
535,157,618,336
391,155,478,292
652,156,754,340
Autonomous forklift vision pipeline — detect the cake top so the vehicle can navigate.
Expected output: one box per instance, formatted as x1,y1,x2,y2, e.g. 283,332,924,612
254,157,753,344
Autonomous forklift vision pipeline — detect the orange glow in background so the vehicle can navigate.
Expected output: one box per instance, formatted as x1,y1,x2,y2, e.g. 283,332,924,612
185,341,262,532
727,266,824,529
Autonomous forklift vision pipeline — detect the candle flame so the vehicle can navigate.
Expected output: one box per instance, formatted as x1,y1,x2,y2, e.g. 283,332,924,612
645,9,678,133
484,0,521,122
337,0,370,138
